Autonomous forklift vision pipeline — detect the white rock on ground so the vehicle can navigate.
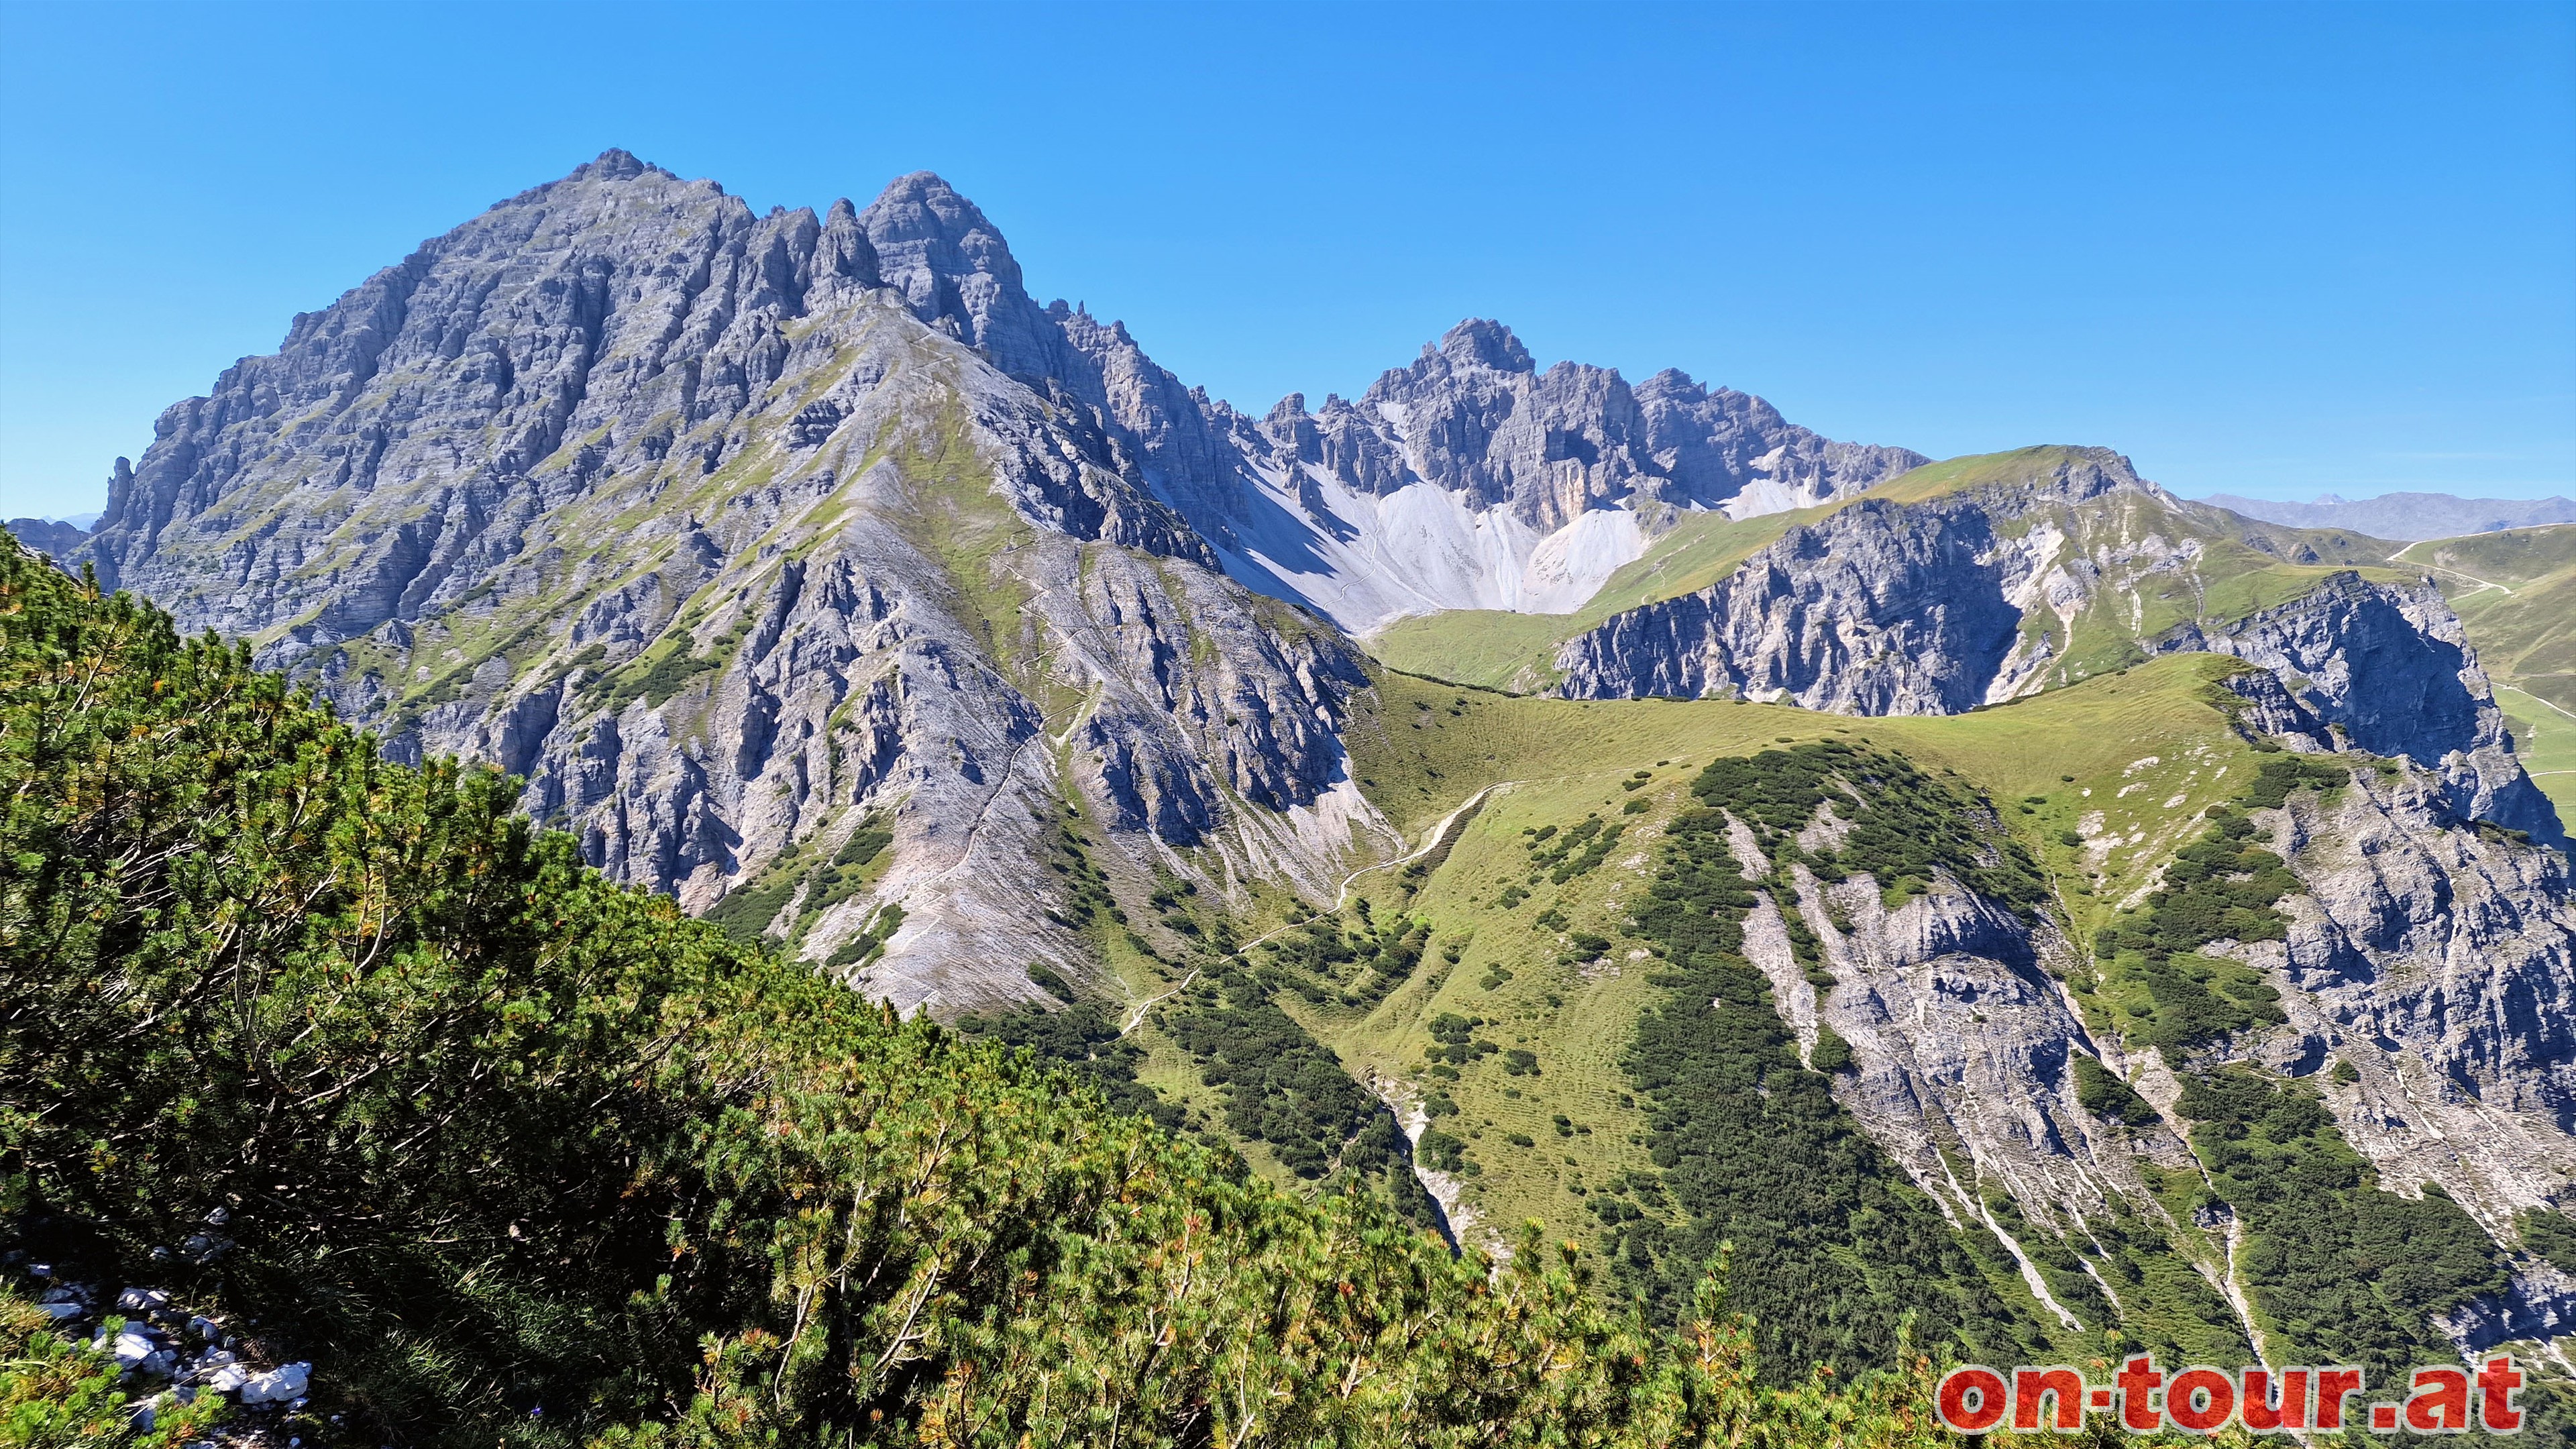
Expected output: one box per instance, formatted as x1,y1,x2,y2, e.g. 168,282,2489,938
239,1360,312,1405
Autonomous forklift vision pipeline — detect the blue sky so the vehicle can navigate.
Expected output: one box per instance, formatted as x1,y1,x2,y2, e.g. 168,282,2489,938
1,1,2571,520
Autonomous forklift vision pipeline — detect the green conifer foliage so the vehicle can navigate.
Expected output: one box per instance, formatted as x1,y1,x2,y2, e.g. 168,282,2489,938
1615,743,2043,1380
2,537,1978,1446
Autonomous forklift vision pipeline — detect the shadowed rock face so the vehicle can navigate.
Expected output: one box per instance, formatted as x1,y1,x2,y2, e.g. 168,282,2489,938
1552,448,2141,712
2151,573,2564,847
1552,492,2029,714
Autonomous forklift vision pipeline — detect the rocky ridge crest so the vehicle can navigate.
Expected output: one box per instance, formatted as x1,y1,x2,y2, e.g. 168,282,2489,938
1550,447,2563,846
78,152,1372,1014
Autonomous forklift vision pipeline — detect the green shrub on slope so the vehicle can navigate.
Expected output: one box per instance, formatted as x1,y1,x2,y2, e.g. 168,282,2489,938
2176,1068,2506,1381
1615,745,2043,1379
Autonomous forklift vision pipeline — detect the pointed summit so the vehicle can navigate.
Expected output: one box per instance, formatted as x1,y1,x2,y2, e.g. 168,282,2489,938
860,172,1022,289
566,148,665,184
858,172,1057,377
1436,319,1536,374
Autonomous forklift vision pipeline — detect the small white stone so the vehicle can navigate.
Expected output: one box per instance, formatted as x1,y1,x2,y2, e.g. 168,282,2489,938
239,1360,311,1404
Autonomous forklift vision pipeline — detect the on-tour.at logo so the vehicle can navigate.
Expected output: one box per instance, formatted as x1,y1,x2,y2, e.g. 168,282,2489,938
1935,1356,2527,1436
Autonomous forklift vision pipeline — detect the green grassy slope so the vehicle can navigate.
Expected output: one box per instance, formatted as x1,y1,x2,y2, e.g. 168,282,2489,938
2398,524,2576,818
1303,655,2555,1401
1012,659,2265,1373
1315,664,2255,1338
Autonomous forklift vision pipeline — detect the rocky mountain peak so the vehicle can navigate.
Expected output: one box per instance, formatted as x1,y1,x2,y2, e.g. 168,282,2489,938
1436,318,1537,374
567,148,662,184
857,172,1059,377
860,171,1012,265
1359,319,1540,408
2035,444,2147,500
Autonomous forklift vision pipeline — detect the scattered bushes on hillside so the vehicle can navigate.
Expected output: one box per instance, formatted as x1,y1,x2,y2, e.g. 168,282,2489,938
0,538,1986,1446
2070,1054,2159,1126
1614,745,2040,1381
1254,910,1431,1009
2241,753,2353,810
2088,806,2304,1053
1529,814,1626,883
1160,963,1443,1223
1695,741,2048,918
953,998,1180,1130
2176,1068,2509,1387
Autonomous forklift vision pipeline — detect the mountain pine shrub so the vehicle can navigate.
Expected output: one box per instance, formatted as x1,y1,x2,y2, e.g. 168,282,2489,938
1,535,1982,1446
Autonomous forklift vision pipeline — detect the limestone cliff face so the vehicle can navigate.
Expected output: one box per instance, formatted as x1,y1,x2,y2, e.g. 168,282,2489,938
1550,447,2565,846
2249,767,2576,1239
1185,322,1925,631
1552,447,2141,710
1550,491,2036,714
1740,757,2576,1354
2151,574,2563,845
77,152,1383,1014
1747,866,2213,1329
2216,762,2576,1351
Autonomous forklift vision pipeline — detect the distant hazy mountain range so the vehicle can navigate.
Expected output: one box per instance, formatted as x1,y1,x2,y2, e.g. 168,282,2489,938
2201,490,2576,540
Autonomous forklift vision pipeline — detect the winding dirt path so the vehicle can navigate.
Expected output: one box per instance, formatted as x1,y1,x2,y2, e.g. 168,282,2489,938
2390,541,2514,598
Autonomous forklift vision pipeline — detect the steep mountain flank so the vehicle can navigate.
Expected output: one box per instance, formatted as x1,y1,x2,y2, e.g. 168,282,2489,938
1527,445,2562,844
11,539,2022,1446
1550,447,2369,704
1321,663,2576,1399
2399,525,2576,821
2251,761,2576,1244
62,150,1939,1012
76,152,1382,1014
2149,571,2561,843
